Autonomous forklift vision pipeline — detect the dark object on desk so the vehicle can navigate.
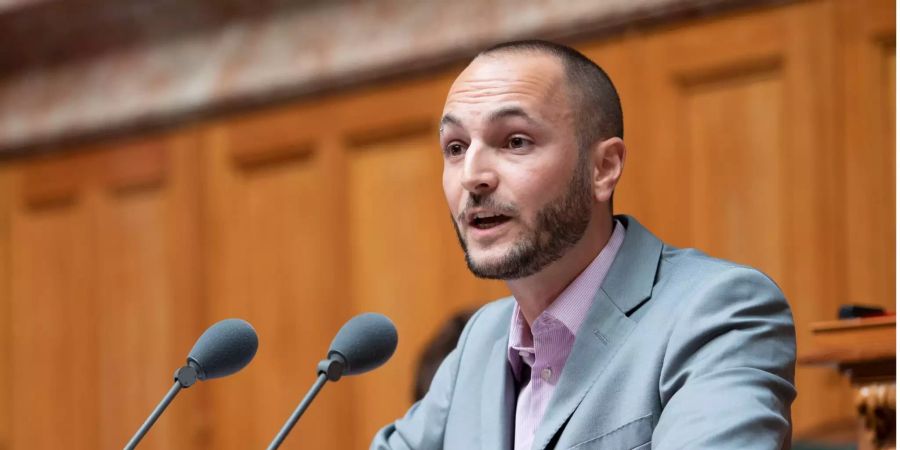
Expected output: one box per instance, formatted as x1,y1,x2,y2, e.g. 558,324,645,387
839,304,887,319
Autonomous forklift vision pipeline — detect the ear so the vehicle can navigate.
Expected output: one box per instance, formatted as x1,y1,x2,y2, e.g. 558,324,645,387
590,137,626,204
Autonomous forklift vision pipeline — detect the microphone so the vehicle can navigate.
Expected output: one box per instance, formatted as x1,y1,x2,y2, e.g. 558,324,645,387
267,313,398,450
125,318,259,450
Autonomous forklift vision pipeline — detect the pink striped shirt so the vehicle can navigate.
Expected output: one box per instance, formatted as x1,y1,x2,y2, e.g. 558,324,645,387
507,221,626,450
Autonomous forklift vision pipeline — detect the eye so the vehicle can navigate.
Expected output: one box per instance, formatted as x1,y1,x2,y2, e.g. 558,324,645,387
506,136,532,150
444,141,467,157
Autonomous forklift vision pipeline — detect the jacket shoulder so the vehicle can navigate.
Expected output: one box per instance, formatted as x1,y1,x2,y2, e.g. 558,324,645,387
658,245,783,293
460,297,515,345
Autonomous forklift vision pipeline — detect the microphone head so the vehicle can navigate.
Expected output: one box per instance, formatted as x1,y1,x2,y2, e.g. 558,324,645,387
187,318,258,381
328,313,398,376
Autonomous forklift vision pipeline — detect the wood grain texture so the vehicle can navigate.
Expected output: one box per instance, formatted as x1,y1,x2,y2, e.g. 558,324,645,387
625,0,852,434
0,1,893,447
344,127,508,448
5,132,204,450
802,316,896,366
203,111,352,449
10,169,99,449
838,0,896,312
0,166,10,449
94,133,205,450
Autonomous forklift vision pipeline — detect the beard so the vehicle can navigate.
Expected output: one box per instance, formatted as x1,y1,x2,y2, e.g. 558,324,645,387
451,161,593,280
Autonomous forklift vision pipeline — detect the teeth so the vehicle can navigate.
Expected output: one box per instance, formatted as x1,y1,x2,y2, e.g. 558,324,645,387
473,212,501,220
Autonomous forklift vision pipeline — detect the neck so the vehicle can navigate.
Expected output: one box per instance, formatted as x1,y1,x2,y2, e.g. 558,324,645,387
507,212,614,326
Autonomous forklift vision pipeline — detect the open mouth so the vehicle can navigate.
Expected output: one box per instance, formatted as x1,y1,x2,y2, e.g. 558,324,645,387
469,213,512,230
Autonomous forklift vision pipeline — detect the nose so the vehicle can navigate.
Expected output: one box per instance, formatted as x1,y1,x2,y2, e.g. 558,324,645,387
460,143,498,195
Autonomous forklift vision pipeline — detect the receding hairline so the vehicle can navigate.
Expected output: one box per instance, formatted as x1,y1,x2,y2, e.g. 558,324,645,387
474,40,624,143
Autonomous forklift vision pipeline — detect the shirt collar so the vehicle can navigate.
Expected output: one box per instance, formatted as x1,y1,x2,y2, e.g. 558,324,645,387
507,220,626,376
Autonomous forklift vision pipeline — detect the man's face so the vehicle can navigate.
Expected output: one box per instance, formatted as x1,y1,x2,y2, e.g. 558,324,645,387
440,52,593,279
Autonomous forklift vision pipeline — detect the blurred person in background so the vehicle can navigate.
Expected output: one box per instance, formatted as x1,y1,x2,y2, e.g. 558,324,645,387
373,40,796,450
413,309,475,403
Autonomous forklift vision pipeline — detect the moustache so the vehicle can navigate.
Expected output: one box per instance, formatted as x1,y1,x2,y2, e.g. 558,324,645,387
456,195,519,223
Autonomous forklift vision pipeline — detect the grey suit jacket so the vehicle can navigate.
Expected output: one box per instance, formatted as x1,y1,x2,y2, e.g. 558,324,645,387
372,215,796,450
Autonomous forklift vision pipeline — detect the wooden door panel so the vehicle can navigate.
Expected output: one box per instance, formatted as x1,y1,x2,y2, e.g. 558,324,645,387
633,1,848,435
94,136,204,450
344,126,508,448
10,193,98,449
684,69,785,276
204,117,350,450
579,39,646,225
840,0,896,312
7,133,203,450
0,167,9,449
0,2,893,448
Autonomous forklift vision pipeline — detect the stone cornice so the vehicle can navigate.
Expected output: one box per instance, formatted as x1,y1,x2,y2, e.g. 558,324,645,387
0,0,780,155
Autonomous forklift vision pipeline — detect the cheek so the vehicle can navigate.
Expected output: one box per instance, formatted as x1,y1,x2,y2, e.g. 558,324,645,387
442,167,462,213
510,163,569,208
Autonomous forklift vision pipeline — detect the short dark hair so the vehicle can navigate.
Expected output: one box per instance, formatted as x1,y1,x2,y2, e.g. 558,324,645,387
480,40,624,150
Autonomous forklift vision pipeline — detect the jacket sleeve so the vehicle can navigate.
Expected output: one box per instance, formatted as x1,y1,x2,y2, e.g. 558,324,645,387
370,308,482,450
653,267,797,450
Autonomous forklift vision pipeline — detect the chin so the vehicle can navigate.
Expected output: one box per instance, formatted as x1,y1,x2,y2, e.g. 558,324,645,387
466,245,510,265
464,249,515,279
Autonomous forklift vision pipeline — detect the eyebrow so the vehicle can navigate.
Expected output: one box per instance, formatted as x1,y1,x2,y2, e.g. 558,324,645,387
440,114,461,134
485,106,539,127
439,106,539,134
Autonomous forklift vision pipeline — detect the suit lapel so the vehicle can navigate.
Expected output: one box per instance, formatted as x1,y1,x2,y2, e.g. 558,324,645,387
531,215,663,450
481,323,516,450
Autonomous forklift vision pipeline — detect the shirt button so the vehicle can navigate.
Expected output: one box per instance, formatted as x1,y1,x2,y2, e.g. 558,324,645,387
541,367,552,382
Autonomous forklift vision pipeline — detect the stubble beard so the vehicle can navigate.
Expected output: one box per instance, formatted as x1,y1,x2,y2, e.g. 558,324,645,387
451,160,593,280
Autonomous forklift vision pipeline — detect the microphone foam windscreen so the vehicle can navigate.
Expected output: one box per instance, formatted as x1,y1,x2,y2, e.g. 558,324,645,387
328,313,398,376
188,318,259,380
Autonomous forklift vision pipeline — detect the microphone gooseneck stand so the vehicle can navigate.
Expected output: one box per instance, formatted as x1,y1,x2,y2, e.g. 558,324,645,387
267,358,345,450
124,364,199,450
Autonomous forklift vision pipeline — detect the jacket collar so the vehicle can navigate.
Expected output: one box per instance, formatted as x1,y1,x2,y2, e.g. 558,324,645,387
481,303,516,450
530,215,663,450
601,215,663,315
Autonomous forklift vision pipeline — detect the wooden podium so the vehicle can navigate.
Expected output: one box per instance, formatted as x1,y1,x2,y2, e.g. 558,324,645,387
800,316,896,450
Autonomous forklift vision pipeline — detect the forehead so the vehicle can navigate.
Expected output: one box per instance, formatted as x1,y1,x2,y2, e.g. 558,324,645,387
442,52,568,122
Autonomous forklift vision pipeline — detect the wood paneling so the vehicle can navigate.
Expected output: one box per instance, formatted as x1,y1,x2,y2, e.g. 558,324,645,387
624,1,854,434
684,71,786,275
344,127,508,448
839,0,896,312
0,1,893,448
203,109,351,449
10,186,97,449
94,135,205,450
0,166,10,449
6,133,204,449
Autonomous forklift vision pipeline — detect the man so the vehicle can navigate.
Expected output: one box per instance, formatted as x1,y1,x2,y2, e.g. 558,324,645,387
372,40,796,450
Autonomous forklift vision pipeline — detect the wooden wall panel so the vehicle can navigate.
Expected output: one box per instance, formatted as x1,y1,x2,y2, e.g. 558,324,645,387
685,72,786,275
0,166,10,450
578,38,644,220
839,0,896,312
94,136,205,450
10,190,97,449
630,1,850,435
0,1,893,448
6,133,204,450
344,128,508,448
203,112,351,449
